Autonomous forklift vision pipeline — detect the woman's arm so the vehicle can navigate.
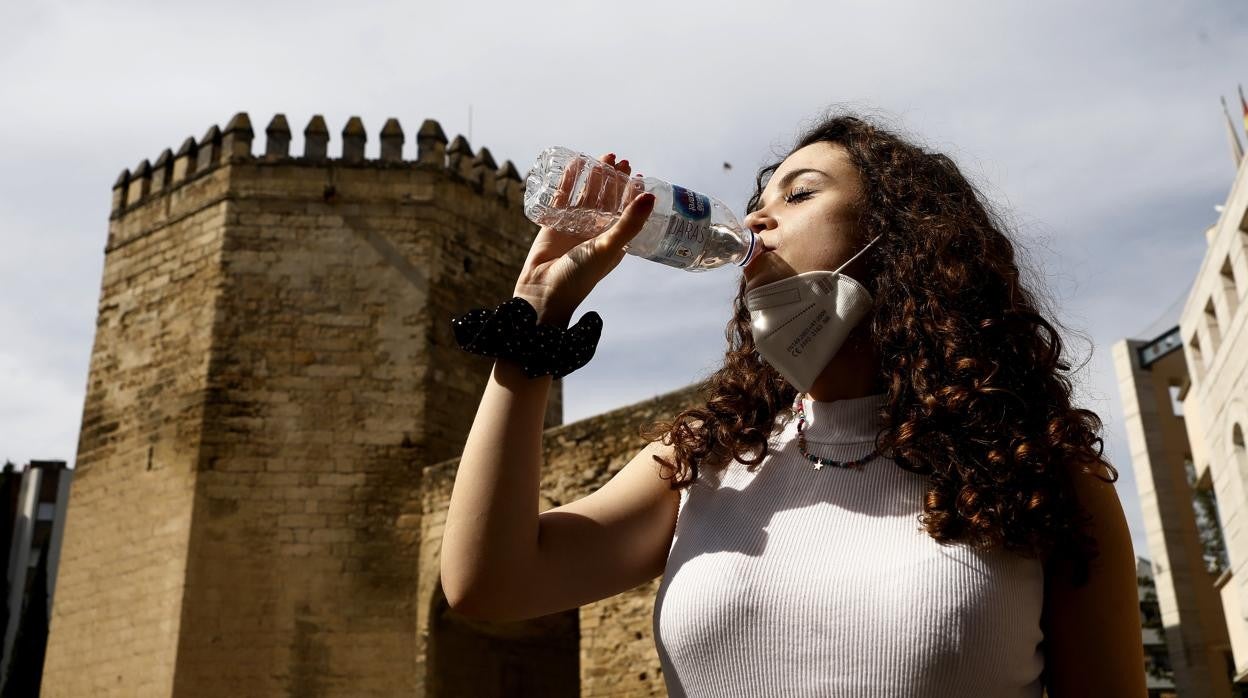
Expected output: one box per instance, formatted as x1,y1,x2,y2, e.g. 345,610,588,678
439,357,553,611
439,153,654,612
1040,459,1147,697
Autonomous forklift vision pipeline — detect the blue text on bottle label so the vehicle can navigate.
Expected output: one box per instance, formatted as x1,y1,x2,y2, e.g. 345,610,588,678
672,185,711,221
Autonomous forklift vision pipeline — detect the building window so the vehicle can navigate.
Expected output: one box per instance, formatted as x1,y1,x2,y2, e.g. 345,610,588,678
1234,424,1248,493
1186,459,1231,577
1138,570,1162,629
1144,644,1174,684
1205,297,1222,354
1167,384,1185,417
1221,256,1240,318
1187,332,1204,382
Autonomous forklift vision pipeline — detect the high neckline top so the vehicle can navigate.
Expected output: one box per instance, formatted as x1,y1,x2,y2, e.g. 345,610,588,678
796,391,888,445
652,389,1045,697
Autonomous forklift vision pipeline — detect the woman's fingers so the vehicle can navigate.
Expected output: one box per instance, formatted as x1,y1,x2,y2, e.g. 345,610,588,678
621,173,644,208
573,153,610,209
603,154,633,214
544,150,637,239
603,162,624,215
553,156,583,209
578,152,637,212
596,191,655,254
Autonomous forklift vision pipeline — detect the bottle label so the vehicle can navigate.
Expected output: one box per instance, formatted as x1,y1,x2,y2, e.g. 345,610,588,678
672,185,711,221
648,185,711,269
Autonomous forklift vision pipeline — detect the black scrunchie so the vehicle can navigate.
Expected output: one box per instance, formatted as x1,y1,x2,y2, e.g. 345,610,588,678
450,297,602,379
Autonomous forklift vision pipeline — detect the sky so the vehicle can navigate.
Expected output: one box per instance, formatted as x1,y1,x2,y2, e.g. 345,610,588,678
2,0,1247,559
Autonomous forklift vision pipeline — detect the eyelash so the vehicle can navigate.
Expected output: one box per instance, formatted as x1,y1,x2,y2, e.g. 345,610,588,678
784,187,814,204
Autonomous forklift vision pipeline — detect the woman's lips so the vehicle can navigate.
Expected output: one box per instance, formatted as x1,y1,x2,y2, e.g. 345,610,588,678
744,247,773,270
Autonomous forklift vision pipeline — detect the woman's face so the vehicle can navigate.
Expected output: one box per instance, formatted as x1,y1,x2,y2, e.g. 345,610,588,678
741,141,868,292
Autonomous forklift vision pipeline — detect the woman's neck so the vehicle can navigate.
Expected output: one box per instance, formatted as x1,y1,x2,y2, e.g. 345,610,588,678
805,324,885,402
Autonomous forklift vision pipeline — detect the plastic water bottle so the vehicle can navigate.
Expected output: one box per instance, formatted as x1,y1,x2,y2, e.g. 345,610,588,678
522,146,757,272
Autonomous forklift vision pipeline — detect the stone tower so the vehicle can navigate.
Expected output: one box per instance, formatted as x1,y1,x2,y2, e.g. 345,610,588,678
42,112,563,696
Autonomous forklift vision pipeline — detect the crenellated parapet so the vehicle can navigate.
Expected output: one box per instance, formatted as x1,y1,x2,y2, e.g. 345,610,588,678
110,112,527,219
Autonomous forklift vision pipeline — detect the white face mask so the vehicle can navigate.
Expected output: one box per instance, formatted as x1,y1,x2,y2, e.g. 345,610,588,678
744,234,882,392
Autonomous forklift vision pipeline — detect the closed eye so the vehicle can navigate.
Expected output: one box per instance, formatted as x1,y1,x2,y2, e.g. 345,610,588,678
784,187,815,204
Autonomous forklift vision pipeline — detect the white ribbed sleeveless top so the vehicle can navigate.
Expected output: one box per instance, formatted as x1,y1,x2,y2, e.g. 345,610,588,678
652,392,1045,697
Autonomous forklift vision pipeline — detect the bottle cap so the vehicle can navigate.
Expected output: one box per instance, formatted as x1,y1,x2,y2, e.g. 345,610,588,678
737,230,758,267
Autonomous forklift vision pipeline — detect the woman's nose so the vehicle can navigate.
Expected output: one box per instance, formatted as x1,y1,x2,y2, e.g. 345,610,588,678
743,208,774,234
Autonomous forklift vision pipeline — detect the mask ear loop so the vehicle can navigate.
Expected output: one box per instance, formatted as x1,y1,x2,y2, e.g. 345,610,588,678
811,233,883,295
831,233,883,276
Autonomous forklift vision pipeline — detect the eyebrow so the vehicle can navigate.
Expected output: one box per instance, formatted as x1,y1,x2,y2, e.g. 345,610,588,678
756,168,830,211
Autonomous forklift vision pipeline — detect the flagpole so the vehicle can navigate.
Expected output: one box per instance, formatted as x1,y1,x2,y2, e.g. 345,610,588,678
1239,84,1248,139
1222,96,1244,169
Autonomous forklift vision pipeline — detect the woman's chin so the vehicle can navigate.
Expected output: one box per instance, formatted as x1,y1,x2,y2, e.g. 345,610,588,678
742,253,772,287
743,257,785,291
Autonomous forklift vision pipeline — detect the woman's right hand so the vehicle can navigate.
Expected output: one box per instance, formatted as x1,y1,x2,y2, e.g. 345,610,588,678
512,153,656,328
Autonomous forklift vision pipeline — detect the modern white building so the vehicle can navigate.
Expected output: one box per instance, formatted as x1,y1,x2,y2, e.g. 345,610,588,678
1177,145,1248,678
1113,101,1248,696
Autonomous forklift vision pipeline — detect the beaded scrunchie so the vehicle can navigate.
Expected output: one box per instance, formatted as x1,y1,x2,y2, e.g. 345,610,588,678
450,297,602,379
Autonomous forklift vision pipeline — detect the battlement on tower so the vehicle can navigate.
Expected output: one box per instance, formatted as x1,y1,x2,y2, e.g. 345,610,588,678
109,112,527,220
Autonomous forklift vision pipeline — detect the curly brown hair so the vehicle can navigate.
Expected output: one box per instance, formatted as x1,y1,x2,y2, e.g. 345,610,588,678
639,111,1116,588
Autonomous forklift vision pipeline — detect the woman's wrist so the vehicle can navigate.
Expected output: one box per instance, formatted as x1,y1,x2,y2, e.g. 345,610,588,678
511,289,573,329
494,352,554,384
451,293,602,380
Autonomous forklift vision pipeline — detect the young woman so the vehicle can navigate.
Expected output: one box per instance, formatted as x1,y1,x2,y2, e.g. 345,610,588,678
441,113,1146,697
